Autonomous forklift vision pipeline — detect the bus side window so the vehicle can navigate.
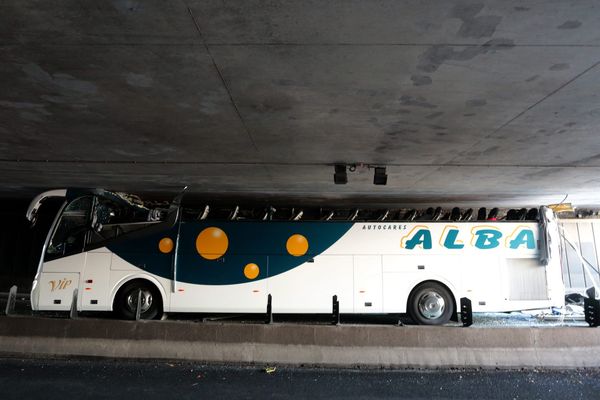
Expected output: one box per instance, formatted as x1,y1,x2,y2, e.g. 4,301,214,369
46,196,93,257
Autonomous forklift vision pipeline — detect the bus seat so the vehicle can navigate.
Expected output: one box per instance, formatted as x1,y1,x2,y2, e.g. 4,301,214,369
450,207,461,221
477,207,487,221
461,208,473,221
525,208,539,221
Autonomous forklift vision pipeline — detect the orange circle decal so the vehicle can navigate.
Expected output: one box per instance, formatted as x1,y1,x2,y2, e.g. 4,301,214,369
158,237,174,254
286,234,308,257
196,227,229,260
244,263,260,280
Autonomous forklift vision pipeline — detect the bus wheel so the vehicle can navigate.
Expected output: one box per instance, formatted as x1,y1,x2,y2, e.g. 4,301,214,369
114,280,162,320
408,282,453,325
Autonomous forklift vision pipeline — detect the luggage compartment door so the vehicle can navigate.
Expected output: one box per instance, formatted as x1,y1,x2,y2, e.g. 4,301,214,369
353,255,383,313
81,250,112,310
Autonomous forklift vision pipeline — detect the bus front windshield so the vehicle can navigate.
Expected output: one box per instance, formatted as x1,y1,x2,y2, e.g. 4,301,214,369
46,196,93,257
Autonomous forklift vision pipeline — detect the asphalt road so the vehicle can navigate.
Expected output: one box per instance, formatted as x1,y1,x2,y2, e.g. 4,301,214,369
0,357,599,400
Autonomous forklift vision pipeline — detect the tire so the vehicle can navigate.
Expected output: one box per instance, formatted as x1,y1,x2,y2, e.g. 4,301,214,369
408,282,454,325
114,280,162,320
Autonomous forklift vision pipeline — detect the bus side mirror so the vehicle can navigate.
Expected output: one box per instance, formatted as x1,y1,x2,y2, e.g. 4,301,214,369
29,210,39,226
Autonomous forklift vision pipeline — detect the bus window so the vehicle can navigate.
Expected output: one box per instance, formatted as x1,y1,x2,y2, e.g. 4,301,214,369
86,195,166,247
46,196,93,257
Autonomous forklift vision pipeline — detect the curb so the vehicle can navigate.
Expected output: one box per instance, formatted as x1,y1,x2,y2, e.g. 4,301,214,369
1,316,598,368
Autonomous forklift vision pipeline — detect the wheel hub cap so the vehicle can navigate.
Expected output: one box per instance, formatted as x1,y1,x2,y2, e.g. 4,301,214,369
126,289,152,313
418,291,445,319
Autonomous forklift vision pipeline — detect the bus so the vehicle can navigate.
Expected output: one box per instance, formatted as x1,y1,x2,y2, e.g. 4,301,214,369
26,188,565,325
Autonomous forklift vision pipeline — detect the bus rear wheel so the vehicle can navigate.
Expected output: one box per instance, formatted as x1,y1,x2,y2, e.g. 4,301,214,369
408,282,453,325
114,280,162,320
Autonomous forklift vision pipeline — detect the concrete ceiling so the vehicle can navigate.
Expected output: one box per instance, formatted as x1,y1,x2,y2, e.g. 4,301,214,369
2,1,600,206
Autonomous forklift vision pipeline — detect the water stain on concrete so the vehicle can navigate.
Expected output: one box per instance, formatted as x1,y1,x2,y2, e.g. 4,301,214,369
565,122,577,127
252,92,294,113
417,39,515,73
0,100,45,110
525,75,539,82
126,73,153,88
0,100,52,121
426,111,444,119
274,79,296,86
21,63,52,82
21,63,98,100
451,3,502,39
410,75,432,87
19,111,46,122
550,63,570,71
112,0,142,13
514,6,530,12
375,126,423,154
427,124,447,130
466,99,487,107
557,20,582,29
523,168,562,179
399,95,437,109
386,128,418,137
52,73,97,94
482,145,499,155
572,153,600,165
41,95,69,104
199,92,225,115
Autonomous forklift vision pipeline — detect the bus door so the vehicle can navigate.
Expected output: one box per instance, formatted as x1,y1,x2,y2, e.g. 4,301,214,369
38,196,93,310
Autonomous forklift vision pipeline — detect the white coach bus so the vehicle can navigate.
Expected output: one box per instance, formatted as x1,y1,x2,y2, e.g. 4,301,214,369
26,189,564,325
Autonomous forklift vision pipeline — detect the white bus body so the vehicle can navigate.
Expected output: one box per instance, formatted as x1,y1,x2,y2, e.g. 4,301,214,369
27,190,564,325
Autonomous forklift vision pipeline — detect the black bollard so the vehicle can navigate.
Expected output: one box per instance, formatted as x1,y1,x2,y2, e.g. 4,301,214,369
265,294,273,324
332,295,340,325
69,288,79,319
135,289,142,321
584,288,600,328
5,285,17,316
460,297,473,327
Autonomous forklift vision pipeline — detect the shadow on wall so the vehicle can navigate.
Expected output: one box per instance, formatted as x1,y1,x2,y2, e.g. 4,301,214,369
0,198,62,292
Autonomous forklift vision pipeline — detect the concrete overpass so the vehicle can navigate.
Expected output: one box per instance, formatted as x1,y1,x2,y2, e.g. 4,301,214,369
2,1,600,206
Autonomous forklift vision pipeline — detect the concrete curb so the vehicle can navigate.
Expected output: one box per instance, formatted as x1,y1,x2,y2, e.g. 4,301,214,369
1,316,599,368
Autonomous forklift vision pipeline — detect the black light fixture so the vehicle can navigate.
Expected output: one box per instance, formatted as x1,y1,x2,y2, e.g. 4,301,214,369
334,164,347,184
373,166,387,185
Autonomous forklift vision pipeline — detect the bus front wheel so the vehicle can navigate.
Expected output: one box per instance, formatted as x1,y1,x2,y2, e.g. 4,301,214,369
114,280,163,320
408,282,454,325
